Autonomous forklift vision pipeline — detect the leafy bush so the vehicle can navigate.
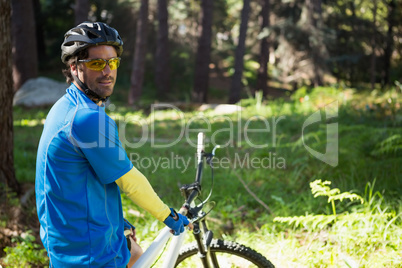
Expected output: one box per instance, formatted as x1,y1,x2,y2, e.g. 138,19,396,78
2,231,48,267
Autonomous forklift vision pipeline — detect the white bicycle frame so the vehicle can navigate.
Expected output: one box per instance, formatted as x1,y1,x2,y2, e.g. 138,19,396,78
131,226,188,268
132,133,205,268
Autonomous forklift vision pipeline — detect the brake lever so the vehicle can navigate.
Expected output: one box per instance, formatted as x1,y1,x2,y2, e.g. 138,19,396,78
212,145,221,156
206,145,221,165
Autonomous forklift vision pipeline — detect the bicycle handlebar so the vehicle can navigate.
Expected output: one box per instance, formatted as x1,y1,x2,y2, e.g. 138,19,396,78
179,132,219,219
197,132,205,164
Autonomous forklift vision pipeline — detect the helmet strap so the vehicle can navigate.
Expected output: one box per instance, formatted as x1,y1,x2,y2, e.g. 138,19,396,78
71,70,109,105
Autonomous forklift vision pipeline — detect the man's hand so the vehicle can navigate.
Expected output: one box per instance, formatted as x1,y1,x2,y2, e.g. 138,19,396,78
163,208,190,235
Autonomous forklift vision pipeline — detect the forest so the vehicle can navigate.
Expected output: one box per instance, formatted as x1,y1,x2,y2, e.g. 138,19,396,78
9,0,402,103
1,0,401,267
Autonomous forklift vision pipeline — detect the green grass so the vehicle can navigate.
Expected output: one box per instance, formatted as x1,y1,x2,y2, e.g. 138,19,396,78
3,85,402,267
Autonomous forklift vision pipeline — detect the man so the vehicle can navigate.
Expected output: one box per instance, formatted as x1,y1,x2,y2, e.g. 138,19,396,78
35,22,190,268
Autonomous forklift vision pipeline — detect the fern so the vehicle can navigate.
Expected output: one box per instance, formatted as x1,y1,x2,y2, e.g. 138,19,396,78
310,180,364,216
371,134,402,157
274,214,337,230
274,180,365,230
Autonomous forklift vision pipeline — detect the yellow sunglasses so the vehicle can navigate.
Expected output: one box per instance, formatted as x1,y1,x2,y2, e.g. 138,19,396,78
78,57,121,71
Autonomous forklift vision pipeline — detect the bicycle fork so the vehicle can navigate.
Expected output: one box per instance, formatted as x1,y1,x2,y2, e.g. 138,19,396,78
192,220,218,268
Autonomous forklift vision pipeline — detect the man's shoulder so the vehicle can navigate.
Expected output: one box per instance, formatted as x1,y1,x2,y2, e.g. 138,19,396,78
74,104,110,127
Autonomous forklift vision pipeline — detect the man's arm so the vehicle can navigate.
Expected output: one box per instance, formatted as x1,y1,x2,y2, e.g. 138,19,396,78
115,166,171,222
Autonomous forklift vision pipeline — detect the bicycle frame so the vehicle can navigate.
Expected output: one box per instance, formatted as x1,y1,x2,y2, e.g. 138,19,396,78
129,132,273,268
131,227,188,268
131,132,207,268
131,132,274,268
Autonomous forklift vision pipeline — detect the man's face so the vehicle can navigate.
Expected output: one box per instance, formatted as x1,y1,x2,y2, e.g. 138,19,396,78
73,45,118,99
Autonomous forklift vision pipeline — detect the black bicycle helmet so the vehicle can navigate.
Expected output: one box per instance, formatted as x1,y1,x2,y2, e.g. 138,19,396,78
61,22,123,63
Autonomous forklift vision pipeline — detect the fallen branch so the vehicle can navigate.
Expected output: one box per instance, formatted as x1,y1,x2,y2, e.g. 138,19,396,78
225,148,275,216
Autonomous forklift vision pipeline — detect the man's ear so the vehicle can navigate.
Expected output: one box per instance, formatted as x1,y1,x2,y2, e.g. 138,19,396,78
70,63,78,76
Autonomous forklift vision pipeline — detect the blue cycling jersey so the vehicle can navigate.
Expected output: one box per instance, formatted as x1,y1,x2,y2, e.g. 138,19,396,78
35,84,133,267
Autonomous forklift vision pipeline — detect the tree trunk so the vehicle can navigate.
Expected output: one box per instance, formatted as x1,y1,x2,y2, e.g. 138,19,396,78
75,0,90,25
155,0,170,99
192,0,213,103
256,0,270,97
382,0,396,88
128,0,148,105
228,0,250,104
370,0,378,90
306,0,324,87
33,0,46,61
11,0,38,91
0,0,21,195
348,1,357,86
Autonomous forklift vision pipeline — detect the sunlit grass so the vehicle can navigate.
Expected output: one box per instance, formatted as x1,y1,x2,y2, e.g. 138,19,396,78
5,85,402,267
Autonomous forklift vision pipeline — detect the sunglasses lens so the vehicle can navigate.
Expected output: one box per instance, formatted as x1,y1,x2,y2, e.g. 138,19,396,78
85,60,106,71
108,58,120,70
83,58,120,71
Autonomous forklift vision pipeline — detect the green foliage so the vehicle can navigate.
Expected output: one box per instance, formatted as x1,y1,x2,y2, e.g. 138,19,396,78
2,231,48,267
274,179,365,228
5,189,20,208
7,86,402,267
34,0,402,100
274,214,337,231
273,180,402,266
310,179,364,216
371,134,402,157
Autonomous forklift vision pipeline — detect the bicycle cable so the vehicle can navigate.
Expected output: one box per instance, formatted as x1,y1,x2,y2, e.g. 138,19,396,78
195,152,215,208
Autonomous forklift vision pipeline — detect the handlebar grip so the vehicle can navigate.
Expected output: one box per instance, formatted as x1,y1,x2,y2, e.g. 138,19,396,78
178,206,188,216
197,132,205,164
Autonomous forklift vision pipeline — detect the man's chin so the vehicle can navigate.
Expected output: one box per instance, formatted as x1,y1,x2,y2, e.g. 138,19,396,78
96,87,114,98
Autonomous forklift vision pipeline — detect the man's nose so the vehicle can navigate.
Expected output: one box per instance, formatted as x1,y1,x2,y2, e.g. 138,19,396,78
102,64,112,75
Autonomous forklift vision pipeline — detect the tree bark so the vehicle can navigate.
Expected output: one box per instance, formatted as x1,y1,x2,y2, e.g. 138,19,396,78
11,0,38,91
192,0,213,103
229,0,250,104
382,0,396,88
370,0,378,90
128,0,148,105
1,0,21,195
75,0,90,25
33,0,46,61
155,0,170,99
306,0,324,87
256,0,270,97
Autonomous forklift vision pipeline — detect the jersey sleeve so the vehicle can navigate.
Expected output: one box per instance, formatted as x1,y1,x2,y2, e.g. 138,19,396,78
70,107,133,184
116,167,171,222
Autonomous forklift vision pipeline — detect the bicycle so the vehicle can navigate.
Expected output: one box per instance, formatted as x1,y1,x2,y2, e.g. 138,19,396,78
131,132,275,268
